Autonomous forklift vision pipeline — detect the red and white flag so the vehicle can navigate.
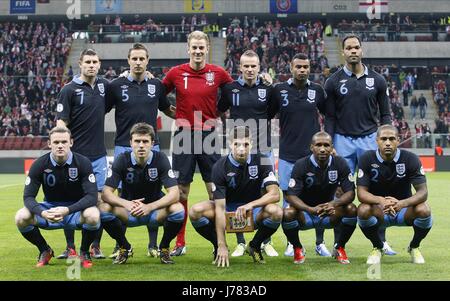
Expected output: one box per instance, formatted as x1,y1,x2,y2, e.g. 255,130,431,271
359,0,389,19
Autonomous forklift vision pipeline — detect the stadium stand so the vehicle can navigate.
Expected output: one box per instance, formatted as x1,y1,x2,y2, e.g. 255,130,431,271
0,21,71,148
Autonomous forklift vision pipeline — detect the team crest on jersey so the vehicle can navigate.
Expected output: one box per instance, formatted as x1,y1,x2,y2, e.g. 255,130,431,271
248,165,258,179
308,89,316,102
206,72,215,86
98,83,105,94
232,89,240,94
121,85,128,89
371,164,379,168
396,163,406,177
328,170,338,182
280,90,288,94
258,89,267,102
366,78,375,90
68,168,78,179
148,168,158,180
147,84,156,97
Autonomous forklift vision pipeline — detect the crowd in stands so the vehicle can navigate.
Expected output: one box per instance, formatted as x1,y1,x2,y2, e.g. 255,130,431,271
224,17,329,84
1,17,448,150
432,78,450,147
370,61,450,148
87,14,220,43
0,21,72,137
335,14,450,42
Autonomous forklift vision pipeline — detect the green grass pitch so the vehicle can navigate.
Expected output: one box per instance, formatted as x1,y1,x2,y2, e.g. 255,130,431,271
0,172,449,281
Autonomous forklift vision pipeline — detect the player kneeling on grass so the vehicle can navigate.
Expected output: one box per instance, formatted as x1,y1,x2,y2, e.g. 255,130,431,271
99,123,184,264
15,127,100,268
357,125,432,265
189,126,282,267
282,131,357,264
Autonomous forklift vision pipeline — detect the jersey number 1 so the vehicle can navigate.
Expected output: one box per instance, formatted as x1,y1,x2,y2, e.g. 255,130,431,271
183,76,188,89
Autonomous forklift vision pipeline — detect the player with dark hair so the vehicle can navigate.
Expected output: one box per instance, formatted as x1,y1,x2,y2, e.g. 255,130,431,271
100,123,184,264
15,127,100,268
357,125,432,264
105,43,175,259
218,49,278,257
189,126,282,266
324,34,396,255
56,48,109,259
271,53,333,257
283,131,357,264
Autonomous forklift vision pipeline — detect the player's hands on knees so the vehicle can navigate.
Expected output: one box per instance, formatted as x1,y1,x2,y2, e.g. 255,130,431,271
42,209,64,222
130,198,151,217
318,203,336,217
383,196,402,216
309,205,324,216
235,204,252,223
215,246,230,268
391,199,406,213
48,206,69,218
259,73,273,86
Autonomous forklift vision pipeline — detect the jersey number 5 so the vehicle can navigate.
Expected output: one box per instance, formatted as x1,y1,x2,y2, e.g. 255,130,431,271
122,89,129,102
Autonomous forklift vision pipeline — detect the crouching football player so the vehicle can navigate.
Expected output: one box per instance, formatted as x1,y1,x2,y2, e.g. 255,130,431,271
15,127,100,268
357,125,432,264
99,123,184,264
282,131,357,264
189,126,282,267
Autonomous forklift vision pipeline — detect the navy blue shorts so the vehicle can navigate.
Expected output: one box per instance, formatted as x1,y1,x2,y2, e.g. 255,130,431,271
172,129,220,184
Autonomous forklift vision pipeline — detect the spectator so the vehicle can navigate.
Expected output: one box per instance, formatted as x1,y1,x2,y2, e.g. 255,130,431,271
418,93,428,120
402,79,409,106
423,123,432,148
410,95,418,119
415,123,424,148
435,143,443,155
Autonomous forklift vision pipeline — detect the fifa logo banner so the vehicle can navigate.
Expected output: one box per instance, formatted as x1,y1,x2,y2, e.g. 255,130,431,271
184,0,212,13
10,0,36,14
270,0,297,14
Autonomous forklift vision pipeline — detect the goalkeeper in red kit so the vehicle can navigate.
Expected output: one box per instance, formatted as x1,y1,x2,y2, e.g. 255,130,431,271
162,31,233,256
